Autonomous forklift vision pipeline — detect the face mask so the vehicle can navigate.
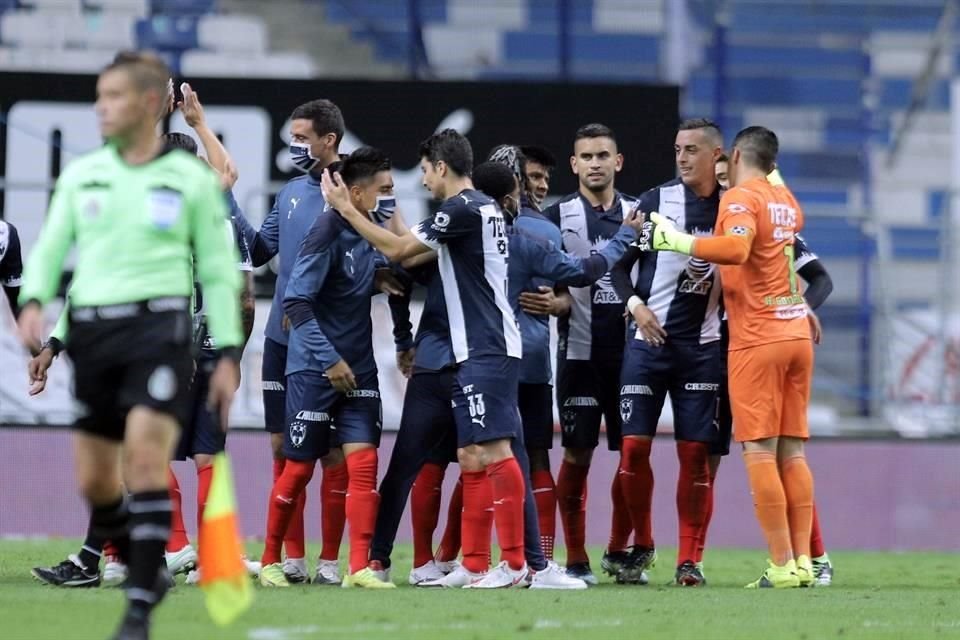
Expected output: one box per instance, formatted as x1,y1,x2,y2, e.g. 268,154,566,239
368,195,397,224
289,142,320,173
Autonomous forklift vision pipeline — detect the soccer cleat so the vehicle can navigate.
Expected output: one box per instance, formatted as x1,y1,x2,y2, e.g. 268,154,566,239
813,555,834,587
674,560,706,587
616,546,656,585
408,560,446,585
259,562,291,587
565,562,598,586
341,567,396,589
185,569,200,585
434,559,459,575
164,544,197,576
241,555,262,578
109,609,150,640
103,556,129,587
796,555,814,588
744,559,800,589
419,564,486,588
282,557,310,584
31,554,100,588
463,561,529,589
314,559,342,586
600,548,632,577
530,561,588,590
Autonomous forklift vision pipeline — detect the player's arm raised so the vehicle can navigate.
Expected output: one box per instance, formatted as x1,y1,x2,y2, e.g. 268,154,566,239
642,196,756,265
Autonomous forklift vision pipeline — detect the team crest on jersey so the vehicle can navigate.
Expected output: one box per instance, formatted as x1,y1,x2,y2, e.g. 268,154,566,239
147,187,183,230
289,421,307,448
619,398,633,424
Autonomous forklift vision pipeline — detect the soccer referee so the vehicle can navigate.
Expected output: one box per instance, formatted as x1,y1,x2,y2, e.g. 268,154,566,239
17,52,243,640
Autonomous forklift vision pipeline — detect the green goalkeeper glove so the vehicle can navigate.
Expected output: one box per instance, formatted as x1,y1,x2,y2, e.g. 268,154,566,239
643,212,695,255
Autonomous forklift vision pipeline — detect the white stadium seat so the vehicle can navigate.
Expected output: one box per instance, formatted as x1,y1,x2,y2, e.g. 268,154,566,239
180,50,315,79
83,0,147,18
196,14,267,54
65,13,136,50
0,11,68,48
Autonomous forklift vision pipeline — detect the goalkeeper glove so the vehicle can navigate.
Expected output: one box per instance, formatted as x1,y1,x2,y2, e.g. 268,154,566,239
638,212,695,255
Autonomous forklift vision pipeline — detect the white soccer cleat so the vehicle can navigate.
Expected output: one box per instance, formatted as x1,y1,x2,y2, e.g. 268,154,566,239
164,544,198,575
102,557,128,586
418,563,486,588
314,559,342,586
434,559,459,575
242,556,262,578
282,557,310,584
409,560,447,585
530,561,589,590
185,569,201,585
462,561,529,589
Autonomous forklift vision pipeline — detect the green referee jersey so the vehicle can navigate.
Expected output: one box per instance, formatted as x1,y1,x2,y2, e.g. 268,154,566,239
20,143,243,350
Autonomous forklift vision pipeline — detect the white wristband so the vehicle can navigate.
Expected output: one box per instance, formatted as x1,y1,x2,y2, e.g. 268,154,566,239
627,295,644,314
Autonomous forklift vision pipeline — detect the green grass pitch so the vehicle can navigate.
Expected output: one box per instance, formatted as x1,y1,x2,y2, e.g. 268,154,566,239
2,540,958,639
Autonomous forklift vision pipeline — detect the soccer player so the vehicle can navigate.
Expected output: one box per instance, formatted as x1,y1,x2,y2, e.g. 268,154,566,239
258,147,397,589
715,153,730,190
609,118,725,587
542,123,639,583
641,126,819,588
17,52,242,639
238,99,348,585
323,130,528,587
0,218,23,316
519,144,556,210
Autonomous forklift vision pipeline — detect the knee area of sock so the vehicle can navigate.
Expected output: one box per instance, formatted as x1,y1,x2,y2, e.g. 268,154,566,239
285,459,317,484
620,437,652,466
676,440,709,466
346,448,378,488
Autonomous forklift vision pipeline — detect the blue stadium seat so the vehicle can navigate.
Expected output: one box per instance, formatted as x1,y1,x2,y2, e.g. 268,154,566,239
687,75,861,108
878,78,950,111
150,0,215,16
571,33,658,64
135,16,198,51
775,151,863,182
722,44,864,71
801,218,873,258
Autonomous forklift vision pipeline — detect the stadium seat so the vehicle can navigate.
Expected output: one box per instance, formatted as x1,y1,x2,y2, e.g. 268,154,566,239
149,0,215,16
65,12,136,50
196,14,267,54
0,11,68,48
180,50,314,79
423,25,501,71
0,44,111,72
20,0,80,11
446,0,526,30
85,0,148,16
135,15,198,51
592,0,664,34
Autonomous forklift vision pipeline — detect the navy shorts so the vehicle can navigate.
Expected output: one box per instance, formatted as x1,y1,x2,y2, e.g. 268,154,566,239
452,356,521,448
710,326,732,456
619,338,723,444
261,337,287,434
402,369,457,465
283,369,382,461
174,357,226,460
557,358,623,451
519,383,554,451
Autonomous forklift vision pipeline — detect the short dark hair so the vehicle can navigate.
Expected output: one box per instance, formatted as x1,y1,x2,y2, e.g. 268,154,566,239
716,152,729,164
732,126,779,172
161,132,198,155
574,123,616,144
472,161,517,202
339,146,391,187
519,144,556,170
290,99,345,146
418,128,473,177
103,50,170,95
679,118,723,148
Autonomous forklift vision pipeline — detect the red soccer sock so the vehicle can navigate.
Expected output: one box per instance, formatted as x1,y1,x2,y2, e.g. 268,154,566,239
676,441,711,566
810,502,826,558
486,457,526,571
608,469,632,552
196,464,213,526
459,470,493,574
166,468,190,552
345,448,380,574
619,437,655,548
531,469,557,561
436,476,463,563
272,458,304,559
411,462,446,567
319,461,348,562
103,540,119,558
556,460,590,565
696,465,719,564
260,459,315,566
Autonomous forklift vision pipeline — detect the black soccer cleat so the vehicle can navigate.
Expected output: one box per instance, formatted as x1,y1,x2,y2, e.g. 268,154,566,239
564,562,598,586
600,549,632,577
31,555,100,588
615,545,656,585
109,609,150,640
674,560,706,587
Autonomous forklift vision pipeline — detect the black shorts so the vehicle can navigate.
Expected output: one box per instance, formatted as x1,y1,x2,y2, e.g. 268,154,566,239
619,338,722,444
557,358,623,451
519,383,554,451
452,355,521,448
67,306,194,442
261,338,288,433
403,369,457,465
174,357,226,460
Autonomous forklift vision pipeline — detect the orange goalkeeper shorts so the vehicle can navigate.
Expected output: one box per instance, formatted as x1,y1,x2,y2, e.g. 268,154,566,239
728,339,813,443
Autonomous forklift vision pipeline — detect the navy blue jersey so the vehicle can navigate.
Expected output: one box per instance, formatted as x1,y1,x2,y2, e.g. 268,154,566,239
194,191,253,355
793,234,817,271
611,179,723,344
387,262,456,372
238,174,326,346
412,189,521,363
544,191,639,361
0,220,23,289
283,209,379,377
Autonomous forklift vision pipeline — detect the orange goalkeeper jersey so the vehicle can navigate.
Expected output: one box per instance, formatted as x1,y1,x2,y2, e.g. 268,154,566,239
716,175,811,351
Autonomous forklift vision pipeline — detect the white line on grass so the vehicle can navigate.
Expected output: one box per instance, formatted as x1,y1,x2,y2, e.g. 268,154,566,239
249,619,624,639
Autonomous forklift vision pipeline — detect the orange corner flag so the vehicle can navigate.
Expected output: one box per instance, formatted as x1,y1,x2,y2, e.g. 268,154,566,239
198,452,253,626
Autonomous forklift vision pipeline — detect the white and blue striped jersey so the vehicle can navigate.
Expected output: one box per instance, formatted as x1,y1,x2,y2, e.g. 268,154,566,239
412,189,522,363
0,220,23,289
611,179,723,344
544,191,639,361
